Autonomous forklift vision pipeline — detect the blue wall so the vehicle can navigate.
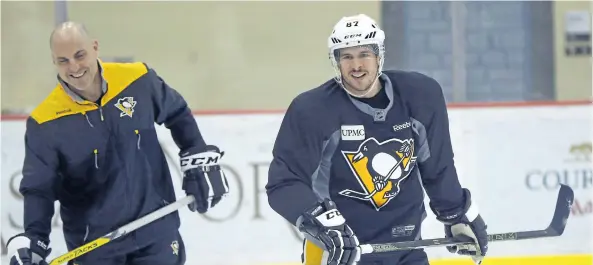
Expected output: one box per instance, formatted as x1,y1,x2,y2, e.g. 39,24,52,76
382,1,554,102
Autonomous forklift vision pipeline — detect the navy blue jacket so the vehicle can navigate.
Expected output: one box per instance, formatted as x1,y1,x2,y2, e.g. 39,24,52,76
266,70,467,244
20,61,205,257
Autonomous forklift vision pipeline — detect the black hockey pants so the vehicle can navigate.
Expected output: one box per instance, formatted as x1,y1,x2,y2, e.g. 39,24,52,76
359,249,430,265
68,231,186,265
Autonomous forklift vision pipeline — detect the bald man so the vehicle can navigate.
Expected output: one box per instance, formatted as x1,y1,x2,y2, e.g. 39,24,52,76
6,22,230,265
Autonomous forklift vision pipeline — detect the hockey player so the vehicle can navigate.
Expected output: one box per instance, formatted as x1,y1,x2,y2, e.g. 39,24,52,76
6,22,229,265
266,14,488,265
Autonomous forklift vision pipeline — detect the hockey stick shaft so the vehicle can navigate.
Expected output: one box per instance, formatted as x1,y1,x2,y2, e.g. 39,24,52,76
360,229,549,254
48,195,195,265
360,184,574,254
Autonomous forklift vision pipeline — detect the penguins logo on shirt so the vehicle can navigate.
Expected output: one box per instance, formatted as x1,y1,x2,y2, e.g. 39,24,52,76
340,137,417,211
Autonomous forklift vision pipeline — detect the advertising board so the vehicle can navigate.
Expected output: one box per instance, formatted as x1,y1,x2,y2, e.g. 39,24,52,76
1,104,591,265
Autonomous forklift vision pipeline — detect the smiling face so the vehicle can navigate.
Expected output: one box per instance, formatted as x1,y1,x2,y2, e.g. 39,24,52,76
336,45,381,97
51,31,99,91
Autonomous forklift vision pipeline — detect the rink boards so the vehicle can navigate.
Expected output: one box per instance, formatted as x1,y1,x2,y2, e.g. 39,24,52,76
1,103,592,264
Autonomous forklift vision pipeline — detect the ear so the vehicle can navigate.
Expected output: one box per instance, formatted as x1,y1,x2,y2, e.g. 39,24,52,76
92,40,99,51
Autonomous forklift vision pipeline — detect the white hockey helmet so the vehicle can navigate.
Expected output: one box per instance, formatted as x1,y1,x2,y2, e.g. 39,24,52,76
327,14,386,87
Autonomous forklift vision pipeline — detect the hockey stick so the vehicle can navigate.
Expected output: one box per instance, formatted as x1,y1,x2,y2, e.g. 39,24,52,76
48,195,195,265
359,184,574,254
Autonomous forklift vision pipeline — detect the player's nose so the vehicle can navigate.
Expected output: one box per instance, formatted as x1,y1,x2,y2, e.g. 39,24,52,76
352,60,364,71
68,63,82,73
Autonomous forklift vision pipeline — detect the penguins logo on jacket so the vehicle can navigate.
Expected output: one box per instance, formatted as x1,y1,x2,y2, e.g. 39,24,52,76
340,137,417,211
115,96,137,118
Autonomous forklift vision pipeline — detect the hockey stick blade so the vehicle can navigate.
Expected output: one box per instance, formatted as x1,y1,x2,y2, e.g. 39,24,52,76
359,184,574,254
48,195,195,265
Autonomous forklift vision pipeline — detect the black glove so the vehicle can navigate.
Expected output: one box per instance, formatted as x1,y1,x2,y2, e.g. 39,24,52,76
6,233,51,265
296,199,360,265
431,189,488,265
180,145,229,213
